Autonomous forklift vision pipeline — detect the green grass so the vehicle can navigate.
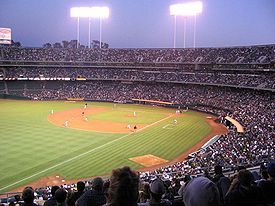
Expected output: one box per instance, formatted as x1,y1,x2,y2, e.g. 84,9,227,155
89,109,167,124
0,100,211,192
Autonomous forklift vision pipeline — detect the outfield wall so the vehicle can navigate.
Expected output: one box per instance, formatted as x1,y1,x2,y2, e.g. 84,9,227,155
0,94,31,100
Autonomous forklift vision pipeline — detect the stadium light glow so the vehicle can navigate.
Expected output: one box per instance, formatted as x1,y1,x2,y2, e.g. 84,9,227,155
70,7,110,18
70,7,90,18
169,1,203,48
90,7,110,18
170,1,203,16
70,6,110,48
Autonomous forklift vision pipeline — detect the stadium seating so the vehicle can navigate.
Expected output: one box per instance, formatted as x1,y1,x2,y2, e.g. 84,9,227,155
0,45,274,206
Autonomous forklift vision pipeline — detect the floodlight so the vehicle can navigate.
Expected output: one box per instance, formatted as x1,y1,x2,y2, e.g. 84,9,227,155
70,7,91,18
170,1,203,16
90,7,110,18
70,7,109,18
70,6,110,49
169,1,203,48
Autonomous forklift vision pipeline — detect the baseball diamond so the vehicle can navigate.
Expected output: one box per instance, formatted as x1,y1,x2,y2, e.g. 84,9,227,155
0,100,226,192
1,2,275,205
0,45,274,206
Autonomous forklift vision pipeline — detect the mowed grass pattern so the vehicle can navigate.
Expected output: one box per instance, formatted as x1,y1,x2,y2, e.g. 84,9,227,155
0,100,211,192
88,109,167,124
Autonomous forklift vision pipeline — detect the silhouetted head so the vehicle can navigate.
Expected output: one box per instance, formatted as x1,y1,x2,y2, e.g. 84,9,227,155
214,165,223,175
55,188,67,204
51,186,60,197
22,187,35,204
92,177,104,191
77,181,85,192
108,166,139,206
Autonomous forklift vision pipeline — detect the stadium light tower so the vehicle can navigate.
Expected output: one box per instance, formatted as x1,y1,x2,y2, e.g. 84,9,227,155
70,7,110,48
70,7,86,48
90,7,110,49
170,1,203,48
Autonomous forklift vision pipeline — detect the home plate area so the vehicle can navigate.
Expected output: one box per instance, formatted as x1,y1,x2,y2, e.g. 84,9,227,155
129,154,168,167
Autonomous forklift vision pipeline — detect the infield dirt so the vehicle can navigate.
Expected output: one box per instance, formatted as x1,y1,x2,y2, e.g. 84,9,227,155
48,108,148,133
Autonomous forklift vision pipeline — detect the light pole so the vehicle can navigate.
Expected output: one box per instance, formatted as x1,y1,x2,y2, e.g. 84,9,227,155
170,1,203,48
89,7,109,49
99,17,102,48
70,7,109,49
183,17,186,48
77,17,80,48
173,15,177,49
88,17,91,48
193,15,197,48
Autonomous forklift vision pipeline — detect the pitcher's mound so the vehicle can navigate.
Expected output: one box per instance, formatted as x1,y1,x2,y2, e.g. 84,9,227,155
129,154,168,167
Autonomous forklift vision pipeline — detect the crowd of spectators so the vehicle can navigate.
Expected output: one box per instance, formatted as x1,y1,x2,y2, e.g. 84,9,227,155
1,67,275,89
2,163,275,206
1,44,274,63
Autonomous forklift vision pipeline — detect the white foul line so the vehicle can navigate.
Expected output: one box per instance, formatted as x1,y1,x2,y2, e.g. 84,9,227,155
0,114,174,192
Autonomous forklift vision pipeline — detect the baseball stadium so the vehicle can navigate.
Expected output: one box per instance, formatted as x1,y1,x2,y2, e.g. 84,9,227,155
0,1,274,206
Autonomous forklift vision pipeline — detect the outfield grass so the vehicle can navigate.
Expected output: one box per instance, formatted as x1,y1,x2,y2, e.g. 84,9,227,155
88,109,167,124
0,100,211,192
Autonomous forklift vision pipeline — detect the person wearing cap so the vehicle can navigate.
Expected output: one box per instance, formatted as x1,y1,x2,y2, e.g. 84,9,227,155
258,162,275,204
141,178,172,206
76,177,106,206
67,181,85,206
182,176,220,206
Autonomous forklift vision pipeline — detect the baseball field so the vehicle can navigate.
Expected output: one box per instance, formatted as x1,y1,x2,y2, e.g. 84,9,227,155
0,99,226,193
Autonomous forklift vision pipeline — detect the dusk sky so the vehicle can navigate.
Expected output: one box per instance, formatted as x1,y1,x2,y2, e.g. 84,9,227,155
0,0,275,48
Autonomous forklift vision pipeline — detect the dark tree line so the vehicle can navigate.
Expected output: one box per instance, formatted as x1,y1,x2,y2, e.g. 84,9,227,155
43,40,109,49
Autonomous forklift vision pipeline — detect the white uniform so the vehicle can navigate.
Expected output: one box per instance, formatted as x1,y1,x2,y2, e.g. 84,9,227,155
65,121,69,127
85,117,88,122
133,111,136,117
173,119,177,124
51,109,54,114
127,124,131,129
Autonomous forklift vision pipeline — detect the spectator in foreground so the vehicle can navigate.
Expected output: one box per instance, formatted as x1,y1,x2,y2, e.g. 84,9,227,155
43,186,60,206
183,176,220,206
138,182,150,204
178,175,192,197
225,170,263,206
76,177,106,206
9,201,15,206
21,187,38,206
105,166,139,206
258,162,275,204
55,188,67,206
212,165,230,205
14,194,22,206
144,178,172,206
66,181,85,206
